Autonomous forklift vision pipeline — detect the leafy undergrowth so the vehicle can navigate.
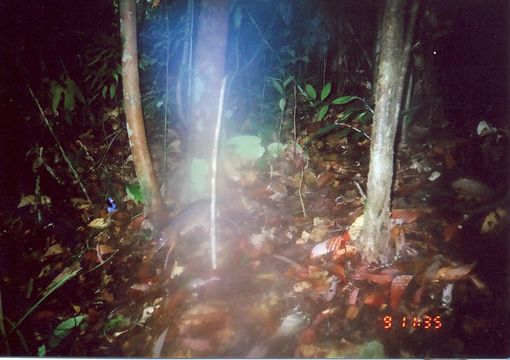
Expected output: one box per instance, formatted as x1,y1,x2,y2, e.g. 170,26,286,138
0,114,508,357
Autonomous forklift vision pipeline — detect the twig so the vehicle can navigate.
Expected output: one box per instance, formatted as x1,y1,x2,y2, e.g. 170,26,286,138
298,160,307,218
27,86,92,204
334,122,372,141
273,254,306,272
292,82,298,144
210,76,227,270
353,180,366,201
91,128,123,175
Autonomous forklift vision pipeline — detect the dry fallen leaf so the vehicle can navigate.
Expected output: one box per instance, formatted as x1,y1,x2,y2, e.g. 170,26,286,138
348,214,364,242
98,244,114,256
346,305,360,320
42,244,64,259
437,263,476,281
481,207,508,234
443,222,461,242
88,217,111,229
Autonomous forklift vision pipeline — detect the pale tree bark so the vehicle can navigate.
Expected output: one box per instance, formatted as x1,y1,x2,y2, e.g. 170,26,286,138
120,0,165,215
359,0,418,264
182,0,229,202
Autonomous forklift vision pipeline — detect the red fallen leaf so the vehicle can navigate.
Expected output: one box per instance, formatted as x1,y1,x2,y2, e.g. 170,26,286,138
164,289,190,314
298,327,316,344
390,275,413,310
311,308,336,327
331,244,358,262
443,222,460,242
391,209,421,225
127,214,146,231
348,287,359,305
137,263,157,283
327,232,351,251
83,249,98,266
328,264,347,283
437,263,476,281
351,270,394,285
363,292,386,307
249,187,274,198
412,286,424,305
317,171,334,188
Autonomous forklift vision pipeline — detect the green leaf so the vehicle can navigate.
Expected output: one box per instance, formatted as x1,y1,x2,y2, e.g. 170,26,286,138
225,135,265,162
125,183,143,205
266,142,287,158
63,88,75,111
109,84,116,99
38,344,46,357
271,78,283,95
337,107,357,122
332,96,357,105
101,84,108,99
64,77,85,105
51,82,64,113
320,83,331,102
318,104,329,120
283,75,294,88
49,315,85,349
305,84,316,101
103,315,131,335
358,340,385,358
278,98,286,112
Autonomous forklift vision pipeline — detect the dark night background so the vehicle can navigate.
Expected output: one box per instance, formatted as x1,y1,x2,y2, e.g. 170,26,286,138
0,1,508,207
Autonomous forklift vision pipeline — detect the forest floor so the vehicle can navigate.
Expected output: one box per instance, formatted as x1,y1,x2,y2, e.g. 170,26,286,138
0,111,508,357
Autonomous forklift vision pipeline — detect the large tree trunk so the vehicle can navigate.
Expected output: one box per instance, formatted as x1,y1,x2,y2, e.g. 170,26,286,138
120,0,165,215
359,0,417,264
182,0,229,203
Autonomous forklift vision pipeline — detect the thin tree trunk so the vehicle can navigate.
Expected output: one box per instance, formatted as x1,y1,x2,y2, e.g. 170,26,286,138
360,0,417,264
120,0,165,215
182,0,229,202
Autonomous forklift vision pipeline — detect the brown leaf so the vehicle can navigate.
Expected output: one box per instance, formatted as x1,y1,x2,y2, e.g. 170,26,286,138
317,170,334,188
98,244,114,256
437,263,476,281
98,289,114,304
391,209,421,224
363,291,387,307
346,305,360,320
443,222,460,242
299,327,317,344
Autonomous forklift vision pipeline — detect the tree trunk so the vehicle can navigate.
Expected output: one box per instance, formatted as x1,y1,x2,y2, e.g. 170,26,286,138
120,0,165,215
359,0,417,264
182,0,229,203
